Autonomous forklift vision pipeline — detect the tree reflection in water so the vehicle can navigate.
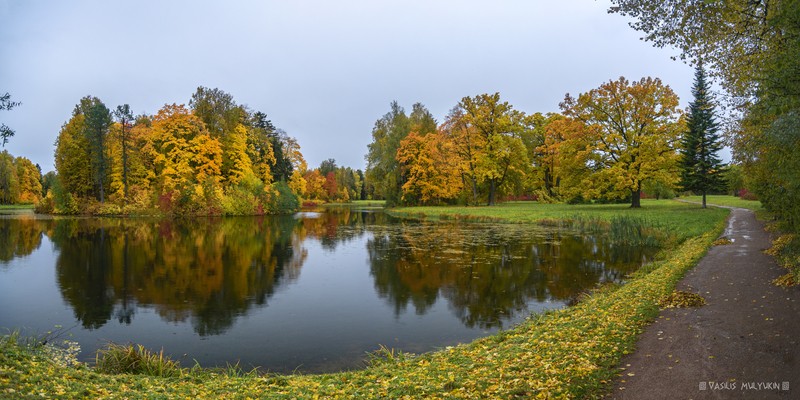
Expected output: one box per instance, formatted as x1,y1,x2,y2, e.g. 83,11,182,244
366,221,655,329
0,210,656,335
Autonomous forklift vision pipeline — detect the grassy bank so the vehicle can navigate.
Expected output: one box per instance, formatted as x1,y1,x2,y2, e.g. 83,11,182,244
0,204,34,210
391,199,727,242
323,200,386,208
679,195,762,211
0,200,728,399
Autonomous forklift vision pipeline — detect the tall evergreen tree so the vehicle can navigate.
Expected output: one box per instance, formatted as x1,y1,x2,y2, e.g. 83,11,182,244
680,64,725,208
114,104,134,198
78,97,112,203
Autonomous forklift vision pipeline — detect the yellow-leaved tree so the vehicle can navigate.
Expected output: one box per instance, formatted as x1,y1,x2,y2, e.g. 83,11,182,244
146,104,223,209
396,130,462,205
560,77,683,207
444,93,530,205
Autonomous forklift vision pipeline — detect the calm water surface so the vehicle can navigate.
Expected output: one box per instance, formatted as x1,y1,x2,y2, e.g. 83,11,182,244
0,208,656,373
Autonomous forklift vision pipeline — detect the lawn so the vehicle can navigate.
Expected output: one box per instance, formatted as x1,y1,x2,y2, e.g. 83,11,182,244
0,204,34,210
391,199,728,242
679,195,762,211
0,200,729,399
0,204,35,215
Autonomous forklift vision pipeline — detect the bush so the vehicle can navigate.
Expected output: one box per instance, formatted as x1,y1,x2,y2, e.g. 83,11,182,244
269,181,299,214
34,191,55,214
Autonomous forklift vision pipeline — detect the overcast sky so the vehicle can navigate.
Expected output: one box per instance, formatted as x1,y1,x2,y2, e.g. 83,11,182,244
0,0,698,173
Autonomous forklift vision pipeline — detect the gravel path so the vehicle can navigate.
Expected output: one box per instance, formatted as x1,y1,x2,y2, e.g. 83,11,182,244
607,207,800,399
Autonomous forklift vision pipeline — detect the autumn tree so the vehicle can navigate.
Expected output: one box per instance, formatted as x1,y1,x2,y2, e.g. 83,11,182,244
319,158,338,177
146,104,223,207
447,93,529,206
0,151,17,203
249,112,282,183
517,112,593,202
189,87,253,187
50,88,305,215
14,156,42,204
680,65,725,208
607,0,779,101
189,86,243,138
323,171,338,200
281,133,308,199
561,77,683,208
610,0,800,224
74,96,112,202
0,92,20,147
55,111,93,198
366,102,411,206
113,104,134,198
396,130,463,204
224,124,255,185
303,169,325,201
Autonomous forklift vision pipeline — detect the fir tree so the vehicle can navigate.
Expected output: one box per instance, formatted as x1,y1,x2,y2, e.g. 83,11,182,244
680,64,725,208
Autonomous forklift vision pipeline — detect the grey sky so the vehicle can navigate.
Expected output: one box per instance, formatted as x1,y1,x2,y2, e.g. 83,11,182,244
1,0,697,173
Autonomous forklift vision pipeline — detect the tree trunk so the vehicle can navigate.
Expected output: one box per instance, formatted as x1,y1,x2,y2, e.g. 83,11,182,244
702,190,707,208
488,179,496,206
122,120,128,199
630,189,641,208
470,176,479,205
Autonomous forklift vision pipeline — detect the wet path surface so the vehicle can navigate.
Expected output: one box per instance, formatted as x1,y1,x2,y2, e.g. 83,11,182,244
608,208,800,399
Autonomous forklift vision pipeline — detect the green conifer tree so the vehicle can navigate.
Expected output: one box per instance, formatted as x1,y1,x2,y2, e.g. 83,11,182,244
680,64,725,208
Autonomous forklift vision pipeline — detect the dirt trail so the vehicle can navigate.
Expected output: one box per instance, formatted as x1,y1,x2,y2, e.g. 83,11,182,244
607,207,800,399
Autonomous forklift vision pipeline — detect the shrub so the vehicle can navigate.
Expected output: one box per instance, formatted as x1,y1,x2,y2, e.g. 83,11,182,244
34,191,55,214
269,181,299,214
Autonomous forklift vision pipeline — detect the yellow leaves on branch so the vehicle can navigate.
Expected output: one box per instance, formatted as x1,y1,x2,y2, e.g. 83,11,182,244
397,130,463,204
560,76,683,200
148,104,223,194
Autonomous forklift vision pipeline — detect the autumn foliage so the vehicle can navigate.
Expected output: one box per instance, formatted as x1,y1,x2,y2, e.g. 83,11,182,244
51,89,304,215
369,82,683,207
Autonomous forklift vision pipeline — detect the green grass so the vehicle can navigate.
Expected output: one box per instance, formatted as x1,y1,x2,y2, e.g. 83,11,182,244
680,195,762,211
391,199,727,242
0,204,34,211
0,200,729,399
324,199,386,208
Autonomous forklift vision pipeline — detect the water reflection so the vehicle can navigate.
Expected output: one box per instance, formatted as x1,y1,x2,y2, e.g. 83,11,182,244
367,222,650,328
47,216,307,334
0,216,43,263
0,210,656,369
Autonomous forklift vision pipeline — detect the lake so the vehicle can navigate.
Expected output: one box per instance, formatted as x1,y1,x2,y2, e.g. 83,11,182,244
0,208,656,373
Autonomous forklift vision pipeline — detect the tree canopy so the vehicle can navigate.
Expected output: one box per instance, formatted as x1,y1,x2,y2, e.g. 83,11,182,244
560,77,683,207
50,88,307,215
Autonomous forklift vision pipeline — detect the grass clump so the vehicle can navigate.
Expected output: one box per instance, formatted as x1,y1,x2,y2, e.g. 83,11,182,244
658,290,707,308
95,343,182,378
